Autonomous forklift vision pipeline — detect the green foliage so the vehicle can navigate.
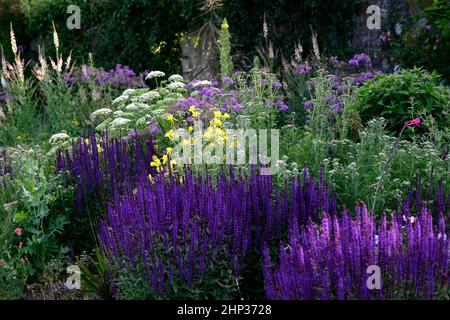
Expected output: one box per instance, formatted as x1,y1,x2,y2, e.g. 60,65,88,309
15,0,197,73
111,248,239,300
0,58,41,147
220,0,361,68
350,68,450,136
40,71,119,137
6,147,71,275
3,0,362,73
281,117,449,215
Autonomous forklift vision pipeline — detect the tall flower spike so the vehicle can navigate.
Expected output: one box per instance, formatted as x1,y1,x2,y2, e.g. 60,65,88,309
311,30,320,59
10,23,17,56
52,21,60,53
65,51,72,71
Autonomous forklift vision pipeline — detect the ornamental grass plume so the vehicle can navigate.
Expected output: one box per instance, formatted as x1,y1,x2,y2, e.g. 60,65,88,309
263,204,449,300
98,165,335,297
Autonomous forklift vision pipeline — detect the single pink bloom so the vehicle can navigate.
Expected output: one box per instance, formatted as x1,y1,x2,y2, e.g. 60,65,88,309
19,242,24,249
14,227,23,236
404,118,421,127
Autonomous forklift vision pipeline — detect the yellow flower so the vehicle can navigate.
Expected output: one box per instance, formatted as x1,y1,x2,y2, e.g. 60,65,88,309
188,126,193,132
214,111,222,119
84,138,90,145
182,139,191,146
221,22,229,30
192,111,199,118
167,114,174,122
148,174,154,183
189,105,196,113
162,154,168,164
204,130,212,140
223,113,230,119
165,129,174,140
97,144,104,153
166,147,173,155
150,155,161,167
211,118,222,127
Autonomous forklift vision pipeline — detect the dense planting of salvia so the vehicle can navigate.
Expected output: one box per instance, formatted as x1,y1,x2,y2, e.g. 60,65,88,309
56,132,157,210
99,165,334,296
1,12,449,300
263,206,449,300
53,133,449,299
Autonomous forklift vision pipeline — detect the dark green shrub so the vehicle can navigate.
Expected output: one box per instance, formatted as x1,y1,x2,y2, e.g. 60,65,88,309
350,68,450,135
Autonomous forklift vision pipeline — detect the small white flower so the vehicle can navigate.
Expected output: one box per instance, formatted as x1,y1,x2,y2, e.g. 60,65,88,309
145,71,166,80
112,95,129,105
139,91,161,101
110,118,131,127
125,103,148,111
192,80,212,88
122,89,136,96
168,74,184,82
49,132,70,144
91,108,113,119
167,81,186,89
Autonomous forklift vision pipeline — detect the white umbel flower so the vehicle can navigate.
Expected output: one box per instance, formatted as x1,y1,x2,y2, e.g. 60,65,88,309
110,118,131,127
139,91,161,101
168,74,184,82
122,89,136,96
167,81,186,89
145,71,165,80
125,103,148,111
192,80,212,88
91,108,113,119
49,132,70,144
112,95,129,105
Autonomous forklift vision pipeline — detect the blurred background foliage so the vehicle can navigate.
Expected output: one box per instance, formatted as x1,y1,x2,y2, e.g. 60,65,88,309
0,0,448,80
1,0,361,73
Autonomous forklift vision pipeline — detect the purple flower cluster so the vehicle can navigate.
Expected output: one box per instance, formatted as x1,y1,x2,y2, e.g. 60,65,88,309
263,204,449,300
64,64,148,89
348,53,372,69
399,174,448,218
294,64,313,75
98,165,335,295
56,132,156,210
173,83,242,114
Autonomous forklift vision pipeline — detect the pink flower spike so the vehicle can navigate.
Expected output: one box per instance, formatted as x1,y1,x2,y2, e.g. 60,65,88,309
14,227,23,236
404,118,421,127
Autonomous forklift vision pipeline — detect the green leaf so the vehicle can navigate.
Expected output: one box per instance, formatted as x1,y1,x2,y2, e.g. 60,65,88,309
13,211,28,223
